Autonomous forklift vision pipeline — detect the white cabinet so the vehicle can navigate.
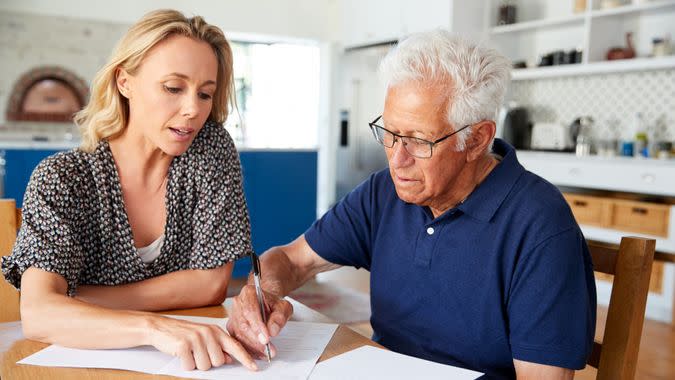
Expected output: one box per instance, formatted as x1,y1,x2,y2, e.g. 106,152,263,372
486,0,675,79
340,0,485,49
341,0,403,48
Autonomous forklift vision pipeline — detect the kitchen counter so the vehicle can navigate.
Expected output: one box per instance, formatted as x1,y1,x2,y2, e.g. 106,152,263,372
517,150,675,166
516,150,675,197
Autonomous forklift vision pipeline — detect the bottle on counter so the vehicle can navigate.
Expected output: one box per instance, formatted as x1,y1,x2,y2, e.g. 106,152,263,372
575,116,594,157
633,113,649,158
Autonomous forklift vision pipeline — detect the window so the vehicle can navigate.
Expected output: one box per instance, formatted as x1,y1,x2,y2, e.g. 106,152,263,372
227,41,320,148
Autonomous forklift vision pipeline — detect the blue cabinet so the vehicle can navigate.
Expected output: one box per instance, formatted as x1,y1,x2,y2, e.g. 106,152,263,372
1,148,317,278
2,149,61,208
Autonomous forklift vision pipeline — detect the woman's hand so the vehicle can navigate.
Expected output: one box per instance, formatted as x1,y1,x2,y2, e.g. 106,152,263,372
147,315,258,371
226,284,294,358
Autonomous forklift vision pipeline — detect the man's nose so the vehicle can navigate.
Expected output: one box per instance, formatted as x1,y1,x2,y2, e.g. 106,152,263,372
389,138,414,167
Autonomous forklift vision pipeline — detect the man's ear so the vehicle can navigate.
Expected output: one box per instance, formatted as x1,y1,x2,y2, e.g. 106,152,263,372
116,68,132,99
466,120,496,161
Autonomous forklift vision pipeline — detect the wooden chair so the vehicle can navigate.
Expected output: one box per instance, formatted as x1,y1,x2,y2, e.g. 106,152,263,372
585,237,655,380
0,199,21,322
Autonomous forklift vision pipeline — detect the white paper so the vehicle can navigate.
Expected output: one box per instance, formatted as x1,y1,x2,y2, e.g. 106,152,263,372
308,346,483,380
0,321,25,353
18,315,338,380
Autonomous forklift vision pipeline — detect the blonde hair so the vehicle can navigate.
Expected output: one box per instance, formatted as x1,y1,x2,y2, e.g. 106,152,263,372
75,9,235,152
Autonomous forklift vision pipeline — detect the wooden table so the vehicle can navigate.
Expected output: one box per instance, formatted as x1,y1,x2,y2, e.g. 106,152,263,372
0,298,381,379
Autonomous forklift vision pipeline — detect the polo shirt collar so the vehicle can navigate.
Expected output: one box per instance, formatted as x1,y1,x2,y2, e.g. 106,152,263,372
455,139,526,223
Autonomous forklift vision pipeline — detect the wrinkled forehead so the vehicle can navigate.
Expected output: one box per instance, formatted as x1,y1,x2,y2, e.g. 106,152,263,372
382,81,453,134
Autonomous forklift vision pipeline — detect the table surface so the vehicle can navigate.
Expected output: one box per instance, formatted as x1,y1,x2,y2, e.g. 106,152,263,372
0,298,381,379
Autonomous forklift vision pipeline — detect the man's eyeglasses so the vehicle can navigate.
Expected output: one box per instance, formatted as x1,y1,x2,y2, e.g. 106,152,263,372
368,115,472,159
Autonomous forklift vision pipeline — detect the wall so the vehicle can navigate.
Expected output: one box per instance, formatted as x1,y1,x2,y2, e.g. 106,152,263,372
508,69,675,144
0,11,129,127
0,0,338,42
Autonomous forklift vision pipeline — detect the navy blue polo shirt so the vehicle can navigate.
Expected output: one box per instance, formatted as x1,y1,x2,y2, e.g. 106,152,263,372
304,139,596,379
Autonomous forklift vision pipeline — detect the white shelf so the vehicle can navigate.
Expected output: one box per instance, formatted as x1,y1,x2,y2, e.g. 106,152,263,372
489,0,675,34
489,14,585,34
511,55,675,80
590,0,675,19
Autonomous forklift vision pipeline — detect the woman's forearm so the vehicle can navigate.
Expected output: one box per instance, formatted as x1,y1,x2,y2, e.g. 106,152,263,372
22,295,152,348
20,269,152,348
76,264,233,311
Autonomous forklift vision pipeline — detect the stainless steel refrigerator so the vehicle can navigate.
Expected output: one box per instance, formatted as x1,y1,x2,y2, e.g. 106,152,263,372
334,45,391,201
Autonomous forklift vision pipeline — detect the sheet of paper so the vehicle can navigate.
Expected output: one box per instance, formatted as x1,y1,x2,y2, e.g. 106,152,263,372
18,315,338,380
159,322,339,380
0,321,24,353
308,345,483,380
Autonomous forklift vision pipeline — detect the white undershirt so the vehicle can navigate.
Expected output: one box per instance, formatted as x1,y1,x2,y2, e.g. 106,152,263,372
136,234,165,263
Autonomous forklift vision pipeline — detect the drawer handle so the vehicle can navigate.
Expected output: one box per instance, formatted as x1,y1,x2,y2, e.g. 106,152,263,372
631,207,648,215
641,173,655,183
573,200,588,207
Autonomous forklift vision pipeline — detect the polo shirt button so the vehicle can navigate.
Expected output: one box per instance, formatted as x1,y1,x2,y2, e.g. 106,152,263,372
426,227,435,235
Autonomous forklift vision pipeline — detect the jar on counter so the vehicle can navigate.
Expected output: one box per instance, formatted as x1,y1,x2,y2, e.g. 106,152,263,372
656,141,673,159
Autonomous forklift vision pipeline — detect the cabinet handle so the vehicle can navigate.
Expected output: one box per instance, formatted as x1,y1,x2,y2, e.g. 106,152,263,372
631,207,648,215
573,200,588,207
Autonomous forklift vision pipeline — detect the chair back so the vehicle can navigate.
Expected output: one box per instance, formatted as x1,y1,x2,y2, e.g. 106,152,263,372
586,237,655,380
0,199,21,322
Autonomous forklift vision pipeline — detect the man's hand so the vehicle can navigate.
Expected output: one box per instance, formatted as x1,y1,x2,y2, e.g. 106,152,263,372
226,284,294,358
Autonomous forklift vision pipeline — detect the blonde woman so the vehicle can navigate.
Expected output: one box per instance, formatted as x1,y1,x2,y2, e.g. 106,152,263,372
1,9,258,371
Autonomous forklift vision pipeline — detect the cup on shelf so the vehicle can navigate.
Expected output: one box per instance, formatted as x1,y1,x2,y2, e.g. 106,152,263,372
601,0,623,9
651,36,672,57
497,3,517,25
574,0,587,13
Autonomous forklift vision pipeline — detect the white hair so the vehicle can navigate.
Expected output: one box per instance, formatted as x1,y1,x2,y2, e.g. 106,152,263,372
378,29,511,151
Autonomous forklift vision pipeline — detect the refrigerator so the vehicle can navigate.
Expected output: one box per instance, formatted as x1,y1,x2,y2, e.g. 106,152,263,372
334,45,391,202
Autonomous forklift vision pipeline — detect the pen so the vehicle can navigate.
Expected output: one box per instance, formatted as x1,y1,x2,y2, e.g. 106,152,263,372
251,252,272,362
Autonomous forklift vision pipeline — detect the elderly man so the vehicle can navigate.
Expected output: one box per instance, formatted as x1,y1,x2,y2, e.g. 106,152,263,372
227,30,596,379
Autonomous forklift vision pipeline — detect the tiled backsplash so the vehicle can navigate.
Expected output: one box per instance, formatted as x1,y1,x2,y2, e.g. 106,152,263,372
508,69,675,142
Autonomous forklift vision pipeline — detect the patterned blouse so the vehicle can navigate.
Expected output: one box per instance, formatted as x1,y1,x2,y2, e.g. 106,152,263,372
2,121,253,295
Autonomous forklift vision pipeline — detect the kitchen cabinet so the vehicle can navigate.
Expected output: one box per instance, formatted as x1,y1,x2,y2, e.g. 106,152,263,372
0,147,318,279
340,0,484,49
518,150,675,322
486,0,675,80
563,192,668,296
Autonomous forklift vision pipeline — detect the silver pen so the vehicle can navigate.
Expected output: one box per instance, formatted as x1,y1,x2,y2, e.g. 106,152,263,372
251,252,272,362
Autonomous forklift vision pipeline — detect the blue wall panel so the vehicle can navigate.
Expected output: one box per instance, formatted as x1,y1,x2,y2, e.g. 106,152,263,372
2,148,318,279
234,151,318,278
3,149,60,208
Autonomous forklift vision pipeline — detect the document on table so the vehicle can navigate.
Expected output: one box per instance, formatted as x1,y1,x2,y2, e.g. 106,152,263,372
18,315,338,380
308,345,483,380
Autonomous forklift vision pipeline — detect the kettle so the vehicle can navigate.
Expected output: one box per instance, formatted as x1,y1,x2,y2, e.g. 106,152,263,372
497,103,532,149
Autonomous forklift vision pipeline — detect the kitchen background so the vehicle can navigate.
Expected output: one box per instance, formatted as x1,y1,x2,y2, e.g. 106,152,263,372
0,0,674,345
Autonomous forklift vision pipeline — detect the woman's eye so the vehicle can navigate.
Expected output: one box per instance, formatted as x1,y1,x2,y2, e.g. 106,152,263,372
164,85,181,94
198,92,213,100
